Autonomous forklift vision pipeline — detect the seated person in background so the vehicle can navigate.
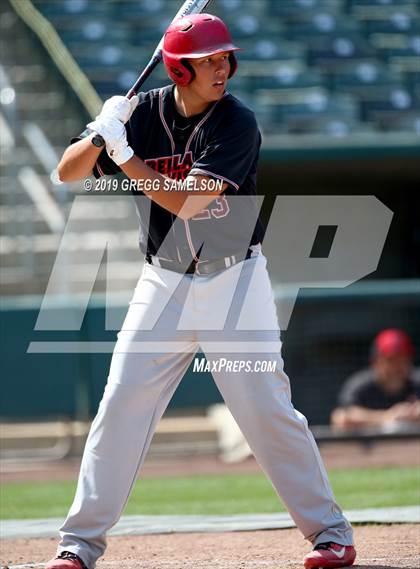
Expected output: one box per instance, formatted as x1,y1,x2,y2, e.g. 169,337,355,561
331,329,420,431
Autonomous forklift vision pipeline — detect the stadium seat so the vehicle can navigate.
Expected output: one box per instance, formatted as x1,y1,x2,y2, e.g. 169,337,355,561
88,55,171,97
247,64,325,90
230,61,314,95
123,75,169,98
351,4,420,39
364,13,420,35
359,85,420,121
271,0,344,20
115,0,185,20
372,33,420,60
285,13,362,43
370,31,420,49
307,33,375,66
238,38,306,61
69,44,149,71
284,115,375,135
403,67,420,95
329,60,404,93
255,87,358,126
55,20,131,47
33,0,112,19
129,14,173,44
350,2,420,19
219,0,253,12
211,0,266,26
377,112,420,132
349,0,419,7
223,12,263,38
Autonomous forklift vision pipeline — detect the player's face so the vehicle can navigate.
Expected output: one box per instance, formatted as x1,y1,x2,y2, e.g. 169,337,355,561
187,52,231,102
373,354,413,394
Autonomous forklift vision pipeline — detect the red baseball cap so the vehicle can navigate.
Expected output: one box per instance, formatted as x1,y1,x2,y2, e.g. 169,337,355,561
372,329,414,358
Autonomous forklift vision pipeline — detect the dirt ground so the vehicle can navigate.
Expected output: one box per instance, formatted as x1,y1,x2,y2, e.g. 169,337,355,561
1,525,419,568
1,441,419,568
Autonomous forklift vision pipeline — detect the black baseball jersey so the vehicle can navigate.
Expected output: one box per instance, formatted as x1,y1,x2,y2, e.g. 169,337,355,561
74,85,265,263
339,368,420,410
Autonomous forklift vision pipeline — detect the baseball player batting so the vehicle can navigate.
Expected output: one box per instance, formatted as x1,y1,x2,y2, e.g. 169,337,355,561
47,14,356,569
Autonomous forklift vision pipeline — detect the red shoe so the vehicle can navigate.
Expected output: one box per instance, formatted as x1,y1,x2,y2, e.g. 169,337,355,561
304,542,356,568
45,551,88,569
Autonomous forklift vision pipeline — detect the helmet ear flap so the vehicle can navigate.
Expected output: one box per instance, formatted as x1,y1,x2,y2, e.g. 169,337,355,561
180,59,195,84
169,66,184,79
228,52,237,78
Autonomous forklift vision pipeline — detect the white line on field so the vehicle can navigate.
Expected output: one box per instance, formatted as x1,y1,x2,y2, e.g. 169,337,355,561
4,565,45,569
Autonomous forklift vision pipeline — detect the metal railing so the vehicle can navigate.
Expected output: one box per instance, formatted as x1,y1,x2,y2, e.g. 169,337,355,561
9,0,102,118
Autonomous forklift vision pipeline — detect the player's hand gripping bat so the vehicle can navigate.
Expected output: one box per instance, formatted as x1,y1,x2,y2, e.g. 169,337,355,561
126,0,214,99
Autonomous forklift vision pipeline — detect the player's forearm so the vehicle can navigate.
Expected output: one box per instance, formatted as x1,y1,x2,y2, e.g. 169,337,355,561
58,134,102,182
121,155,188,215
336,406,391,429
121,156,226,219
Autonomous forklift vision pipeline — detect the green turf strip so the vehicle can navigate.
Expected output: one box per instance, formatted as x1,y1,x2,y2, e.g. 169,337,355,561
1,467,419,520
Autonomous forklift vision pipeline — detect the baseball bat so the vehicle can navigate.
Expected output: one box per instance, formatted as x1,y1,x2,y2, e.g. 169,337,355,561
126,0,214,99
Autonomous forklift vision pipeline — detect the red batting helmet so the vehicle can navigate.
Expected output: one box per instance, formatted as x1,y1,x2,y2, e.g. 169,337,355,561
371,329,415,359
162,14,240,86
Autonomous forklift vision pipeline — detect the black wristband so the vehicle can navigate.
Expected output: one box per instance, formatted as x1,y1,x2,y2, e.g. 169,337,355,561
91,134,105,148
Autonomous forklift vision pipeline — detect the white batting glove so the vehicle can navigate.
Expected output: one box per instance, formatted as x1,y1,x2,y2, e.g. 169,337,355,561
87,115,124,142
106,129,134,166
87,116,134,164
100,95,139,124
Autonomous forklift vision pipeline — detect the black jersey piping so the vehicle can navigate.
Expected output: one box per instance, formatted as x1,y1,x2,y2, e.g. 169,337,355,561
189,167,239,191
96,161,105,177
184,220,200,263
159,88,176,154
184,92,227,155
